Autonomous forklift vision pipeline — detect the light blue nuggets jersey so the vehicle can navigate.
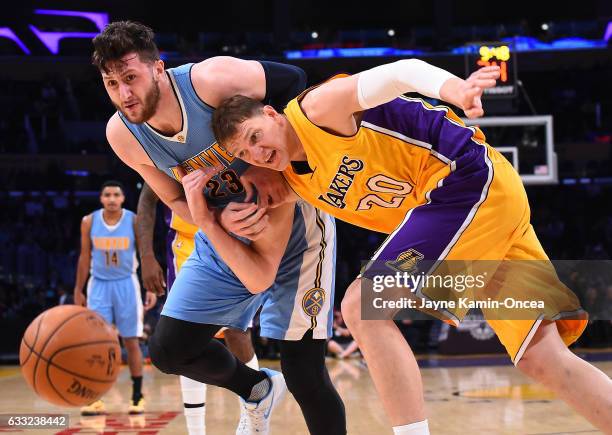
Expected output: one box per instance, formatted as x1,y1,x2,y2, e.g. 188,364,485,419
90,209,138,280
118,63,249,207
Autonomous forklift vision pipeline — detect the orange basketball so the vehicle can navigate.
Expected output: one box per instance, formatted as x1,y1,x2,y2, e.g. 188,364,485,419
19,305,121,407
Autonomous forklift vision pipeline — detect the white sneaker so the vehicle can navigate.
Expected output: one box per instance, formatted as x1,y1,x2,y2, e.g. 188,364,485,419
235,368,287,434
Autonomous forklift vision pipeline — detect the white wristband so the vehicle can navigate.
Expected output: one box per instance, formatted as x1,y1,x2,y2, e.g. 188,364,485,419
357,59,456,109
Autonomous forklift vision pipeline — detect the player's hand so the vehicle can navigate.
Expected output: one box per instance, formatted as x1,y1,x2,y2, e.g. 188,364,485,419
144,290,157,311
178,165,223,229
216,201,270,241
441,65,500,119
141,254,166,296
74,290,86,307
240,166,294,208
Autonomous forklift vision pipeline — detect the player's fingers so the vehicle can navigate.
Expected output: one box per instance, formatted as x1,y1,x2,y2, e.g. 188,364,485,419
145,294,157,311
243,216,270,239
231,203,259,221
180,169,200,187
184,169,212,193
463,86,482,106
184,166,221,187
477,65,500,73
475,68,501,78
244,227,267,240
202,165,224,181
193,174,210,191
465,106,484,119
153,285,165,296
152,276,165,295
476,70,501,80
471,78,497,89
241,177,255,203
226,201,246,211
238,207,268,230
242,214,268,233
229,201,258,212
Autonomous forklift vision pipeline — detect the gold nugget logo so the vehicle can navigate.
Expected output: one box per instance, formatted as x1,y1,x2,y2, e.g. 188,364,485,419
385,249,424,273
302,288,326,317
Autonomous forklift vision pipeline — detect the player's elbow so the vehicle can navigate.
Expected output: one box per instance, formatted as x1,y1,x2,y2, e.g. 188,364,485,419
246,275,275,294
246,281,273,295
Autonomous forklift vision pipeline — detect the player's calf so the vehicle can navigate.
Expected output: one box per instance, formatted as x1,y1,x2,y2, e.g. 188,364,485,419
340,279,362,333
280,335,346,435
224,328,255,363
517,321,612,432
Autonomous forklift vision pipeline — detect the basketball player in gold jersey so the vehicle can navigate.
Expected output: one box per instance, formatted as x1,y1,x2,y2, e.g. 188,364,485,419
209,61,612,433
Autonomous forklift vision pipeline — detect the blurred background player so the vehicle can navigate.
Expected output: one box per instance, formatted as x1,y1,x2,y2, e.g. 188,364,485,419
137,182,258,435
73,180,156,415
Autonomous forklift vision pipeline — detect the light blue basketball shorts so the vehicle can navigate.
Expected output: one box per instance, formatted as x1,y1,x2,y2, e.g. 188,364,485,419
162,202,337,340
87,274,143,338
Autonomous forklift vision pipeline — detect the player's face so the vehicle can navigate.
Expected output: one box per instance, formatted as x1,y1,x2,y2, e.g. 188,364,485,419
100,187,125,211
101,53,162,123
226,107,291,171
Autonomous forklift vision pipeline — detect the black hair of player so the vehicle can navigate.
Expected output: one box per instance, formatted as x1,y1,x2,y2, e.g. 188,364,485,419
92,21,160,73
100,180,125,195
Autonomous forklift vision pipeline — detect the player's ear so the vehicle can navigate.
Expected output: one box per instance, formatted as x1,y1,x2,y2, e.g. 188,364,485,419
262,105,277,118
153,59,164,78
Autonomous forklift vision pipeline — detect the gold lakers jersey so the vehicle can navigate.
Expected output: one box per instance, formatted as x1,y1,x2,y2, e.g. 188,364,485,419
164,207,199,238
283,95,488,234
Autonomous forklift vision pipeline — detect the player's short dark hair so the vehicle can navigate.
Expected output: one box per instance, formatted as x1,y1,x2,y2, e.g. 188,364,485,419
92,21,160,73
100,180,125,194
212,95,264,148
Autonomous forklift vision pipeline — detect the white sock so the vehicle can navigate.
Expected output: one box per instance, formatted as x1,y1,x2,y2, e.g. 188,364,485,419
393,420,429,435
245,354,259,370
180,376,206,435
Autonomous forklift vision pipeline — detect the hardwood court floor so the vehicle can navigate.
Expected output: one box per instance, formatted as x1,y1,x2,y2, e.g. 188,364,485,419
0,358,609,434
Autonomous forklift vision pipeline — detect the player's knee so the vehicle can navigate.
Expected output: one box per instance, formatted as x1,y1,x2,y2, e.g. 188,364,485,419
281,347,328,397
283,362,322,398
516,347,561,382
148,327,189,374
341,280,361,329
123,337,139,350
148,332,174,374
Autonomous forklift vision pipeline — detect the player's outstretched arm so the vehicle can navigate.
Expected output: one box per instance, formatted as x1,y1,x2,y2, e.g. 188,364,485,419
301,60,500,133
136,183,166,295
73,215,92,306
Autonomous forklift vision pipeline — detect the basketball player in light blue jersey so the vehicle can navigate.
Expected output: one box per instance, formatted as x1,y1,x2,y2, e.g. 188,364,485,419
92,22,346,435
73,180,156,416
137,183,261,435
